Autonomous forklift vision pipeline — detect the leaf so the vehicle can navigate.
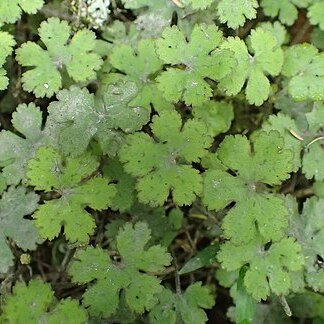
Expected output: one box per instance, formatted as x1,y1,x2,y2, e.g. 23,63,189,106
236,267,257,324
203,131,294,244
0,186,43,273
261,113,302,171
282,43,324,101
305,0,324,30
262,104,324,180
27,147,116,243
192,100,234,137
260,0,311,25
156,24,235,105
47,83,149,157
122,0,181,39
302,103,324,180
1,279,87,323
182,0,215,10
120,111,213,206
288,291,324,321
0,103,49,185
0,31,15,90
218,236,304,301
97,80,150,132
289,196,324,292
217,0,258,29
102,158,137,212
16,17,102,97
149,283,215,324
179,243,219,275
258,21,289,46
129,205,184,247
0,0,44,25
68,222,171,317
219,28,283,105
110,38,171,111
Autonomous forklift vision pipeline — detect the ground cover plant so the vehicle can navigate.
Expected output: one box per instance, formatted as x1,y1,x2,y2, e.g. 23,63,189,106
2,0,324,323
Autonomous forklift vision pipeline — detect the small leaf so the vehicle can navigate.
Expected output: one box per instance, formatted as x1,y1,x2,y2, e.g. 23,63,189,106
179,243,219,275
236,267,257,324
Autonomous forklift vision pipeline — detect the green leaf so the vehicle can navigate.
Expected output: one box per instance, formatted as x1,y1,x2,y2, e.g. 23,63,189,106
0,0,44,25
0,103,49,185
288,291,324,321
308,2,324,30
302,103,324,180
289,196,324,292
258,21,289,46
27,147,116,243
218,237,304,301
219,28,283,105
203,131,294,244
1,279,87,323
0,31,15,90
192,100,234,137
282,43,324,101
236,267,257,324
0,186,43,273
182,0,215,10
121,0,181,39
47,83,149,157
217,0,258,29
16,17,102,97
179,243,219,275
110,39,170,111
262,104,324,180
156,24,235,105
120,111,213,206
97,80,150,132
102,158,137,212
128,205,184,247
261,113,302,171
68,222,171,317
149,283,215,324
260,0,311,25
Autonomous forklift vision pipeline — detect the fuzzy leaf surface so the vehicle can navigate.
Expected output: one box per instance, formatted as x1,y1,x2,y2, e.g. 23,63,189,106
68,222,171,317
0,0,44,25
1,279,87,323
0,103,48,185
181,0,215,10
16,17,102,97
289,197,324,292
27,147,116,243
192,100,234,137
120,111,213,206
262,104,324,180
217,0,258,29
308,2,324,31
218,237,304,301
0,186,42,273
102,158,136,212
261,0,311,25
203,131,294,244
156,24,235,105
0,31,15,90
110,39,170,111
282,43,324,101
47,83,149,156
219,28,283,105
149,283,215,324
